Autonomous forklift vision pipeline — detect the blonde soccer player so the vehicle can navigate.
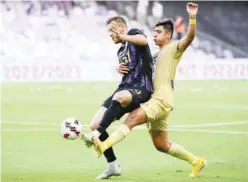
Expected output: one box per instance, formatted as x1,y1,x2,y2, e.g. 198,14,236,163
81,16,154,179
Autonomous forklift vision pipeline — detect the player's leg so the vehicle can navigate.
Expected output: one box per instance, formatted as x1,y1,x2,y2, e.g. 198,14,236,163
89,106,118,163
149,120,207,177
83,96,121,179
82,88,128,150
150,130,196,163
92,107,148,156
95,90,132,135
82,106,106,148
92,97,156,156
93,88,146,137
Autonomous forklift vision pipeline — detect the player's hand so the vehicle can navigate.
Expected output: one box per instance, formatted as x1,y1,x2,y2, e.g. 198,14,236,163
117,62,129,76
187,2,198,18
110,23,124,40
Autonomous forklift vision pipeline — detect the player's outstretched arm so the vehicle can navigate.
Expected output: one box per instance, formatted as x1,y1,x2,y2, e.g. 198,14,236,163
110,24,148,45
119,34,148,45
177,2,198,51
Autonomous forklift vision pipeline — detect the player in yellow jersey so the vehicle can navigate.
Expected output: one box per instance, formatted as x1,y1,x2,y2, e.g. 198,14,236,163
92,2,206,178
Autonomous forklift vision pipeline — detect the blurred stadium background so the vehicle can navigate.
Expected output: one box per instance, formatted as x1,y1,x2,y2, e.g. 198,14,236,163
1,1,248,182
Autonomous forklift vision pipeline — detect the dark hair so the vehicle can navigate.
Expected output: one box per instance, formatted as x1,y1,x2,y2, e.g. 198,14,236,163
155,19,174,38
106,16,127,26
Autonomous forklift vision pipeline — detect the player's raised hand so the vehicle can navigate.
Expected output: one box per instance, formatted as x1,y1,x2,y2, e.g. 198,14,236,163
187,2,198,18
117,62,129,76
110,23,122,39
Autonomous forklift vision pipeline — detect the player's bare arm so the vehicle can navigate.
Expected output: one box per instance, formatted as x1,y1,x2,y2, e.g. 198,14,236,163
177,2,198,51
119,34,148,45
110,24,148,45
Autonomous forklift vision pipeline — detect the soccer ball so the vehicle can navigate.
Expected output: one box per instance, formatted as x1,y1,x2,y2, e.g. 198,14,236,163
61,118,82,140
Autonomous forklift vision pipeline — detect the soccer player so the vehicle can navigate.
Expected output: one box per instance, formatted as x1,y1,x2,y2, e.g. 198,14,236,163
82,16,153,179
92,2,207,178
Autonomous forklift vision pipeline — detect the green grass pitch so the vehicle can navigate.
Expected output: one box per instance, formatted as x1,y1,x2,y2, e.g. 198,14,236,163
1,80,248,182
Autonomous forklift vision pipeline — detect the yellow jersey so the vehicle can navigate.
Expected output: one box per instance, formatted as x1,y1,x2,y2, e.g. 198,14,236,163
152,41,184,107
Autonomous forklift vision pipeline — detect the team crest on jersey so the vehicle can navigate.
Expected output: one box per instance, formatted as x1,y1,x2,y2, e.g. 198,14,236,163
134,89,141,94
130,89,141,95
121,55,130,64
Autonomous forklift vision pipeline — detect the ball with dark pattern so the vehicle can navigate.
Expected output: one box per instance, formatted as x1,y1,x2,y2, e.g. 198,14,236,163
61,118,82,140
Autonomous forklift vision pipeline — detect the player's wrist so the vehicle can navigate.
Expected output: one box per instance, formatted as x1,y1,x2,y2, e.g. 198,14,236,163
189,15,197,24
189,15,197,19
119,33,127,41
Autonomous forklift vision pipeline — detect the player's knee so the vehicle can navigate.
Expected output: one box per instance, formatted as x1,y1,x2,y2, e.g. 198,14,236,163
154,142,168,153
153,139,170,153
155,145,164,152
164,142,171,152
113,91,132,107
153,139,162,151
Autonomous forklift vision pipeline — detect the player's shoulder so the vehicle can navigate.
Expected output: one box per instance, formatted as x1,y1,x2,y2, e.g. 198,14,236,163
128,28,146,36
161,41,179,52
168,41,179,49
158,41,179,57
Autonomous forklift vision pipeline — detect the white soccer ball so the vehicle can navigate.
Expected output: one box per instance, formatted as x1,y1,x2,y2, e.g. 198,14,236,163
61,118,82,140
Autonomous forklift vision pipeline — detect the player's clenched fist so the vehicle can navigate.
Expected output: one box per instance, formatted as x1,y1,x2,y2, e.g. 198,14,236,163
187,2,198,18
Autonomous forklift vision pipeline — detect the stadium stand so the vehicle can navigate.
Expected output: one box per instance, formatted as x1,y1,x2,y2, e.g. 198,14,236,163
1,0,247,65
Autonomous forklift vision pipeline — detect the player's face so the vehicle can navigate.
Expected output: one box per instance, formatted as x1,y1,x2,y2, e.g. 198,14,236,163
107,22,123,44
153,26,171,46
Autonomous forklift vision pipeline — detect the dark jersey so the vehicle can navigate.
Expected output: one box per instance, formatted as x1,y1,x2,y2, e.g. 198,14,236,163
117,28,153,93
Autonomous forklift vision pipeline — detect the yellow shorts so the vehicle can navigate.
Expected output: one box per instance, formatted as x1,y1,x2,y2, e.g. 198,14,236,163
140,97,172,132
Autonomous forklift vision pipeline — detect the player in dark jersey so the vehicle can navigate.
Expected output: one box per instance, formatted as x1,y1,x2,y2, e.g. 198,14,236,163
81,16,153,179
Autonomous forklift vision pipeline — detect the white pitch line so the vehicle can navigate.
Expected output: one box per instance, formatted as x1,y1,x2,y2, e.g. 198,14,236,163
177,104,248,110
168,128,248,135
2,120,248,129
1,128,58,132
1,120,59,126
172,121,248,128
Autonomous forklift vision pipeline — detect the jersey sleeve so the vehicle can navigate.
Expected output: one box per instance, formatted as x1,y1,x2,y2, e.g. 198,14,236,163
125,29,148,70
